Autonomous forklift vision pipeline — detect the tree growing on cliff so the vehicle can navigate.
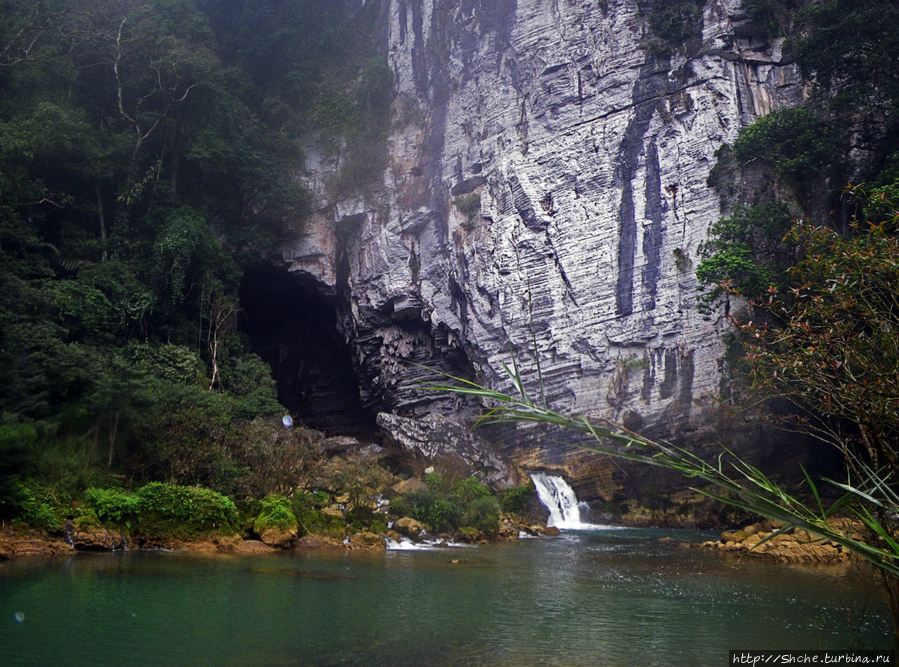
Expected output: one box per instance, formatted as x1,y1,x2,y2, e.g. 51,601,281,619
733,216,899,473
695,201,796,311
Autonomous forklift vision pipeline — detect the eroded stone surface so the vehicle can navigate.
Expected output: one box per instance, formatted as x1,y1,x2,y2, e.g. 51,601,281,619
378,411,510,484
274,1,809,502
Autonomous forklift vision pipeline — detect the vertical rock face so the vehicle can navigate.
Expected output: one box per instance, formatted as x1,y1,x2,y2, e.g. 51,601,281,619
272,0,808,496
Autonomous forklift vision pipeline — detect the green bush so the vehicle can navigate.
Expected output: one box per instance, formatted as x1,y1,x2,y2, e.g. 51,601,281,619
84,487,140,524
732,108,837,179
499,485,533,516
136,482,236,531
295,508,346,540
253,494,297,532
462,496,501,537
345,503,387,534
696,202,796,309
0,422,36,518
640,0,705,43
424,472,491,502
391,488,464,533
452,477,492,503
14,480,68,530
453,193,481,227
393,475,506,534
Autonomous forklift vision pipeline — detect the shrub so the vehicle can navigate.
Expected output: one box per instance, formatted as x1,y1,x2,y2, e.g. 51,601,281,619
453,193,480,227
136,482,236,531
84,487,140,524
391,488,466,533
0,422,35,518
345,503,387,533
295,509,346,540
499,485,533,516
14,480,67,531
253,494,297,532
696,202,796,310
452,477,492,503
732,108,837,180
640,0,705,43
462,496,501,537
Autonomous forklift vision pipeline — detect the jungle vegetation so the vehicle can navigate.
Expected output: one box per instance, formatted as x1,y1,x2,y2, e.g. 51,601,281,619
2,0,898,579
0,0,391,523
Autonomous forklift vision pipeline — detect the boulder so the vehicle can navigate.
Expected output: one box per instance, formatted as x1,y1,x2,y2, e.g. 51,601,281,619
348,532,383,549
393,517,425,537
700,521,854,566
70,525,126,551
258,526,298,549
377,412,510,485
320,436,362,455
389,478,429,497
236,539,276,554
296,535,344,549
0,534,15,560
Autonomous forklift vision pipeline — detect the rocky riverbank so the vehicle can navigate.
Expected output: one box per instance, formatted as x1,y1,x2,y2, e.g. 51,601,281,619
690,519,860,566
0,511,562,561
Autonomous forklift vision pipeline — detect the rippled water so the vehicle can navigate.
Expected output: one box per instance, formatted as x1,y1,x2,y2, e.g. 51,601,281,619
0,528,890,666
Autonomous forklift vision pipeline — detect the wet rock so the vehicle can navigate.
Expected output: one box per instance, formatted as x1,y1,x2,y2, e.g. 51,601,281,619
393,517,425,537
389,477,430,497
498,517,520,540
258,526,298,549
699,521,856,566
347,532,384,550
236,539,276,554
70,525,127,551
320,436,362,455
0,535,15,560
2,534,74,557
296,535,344,549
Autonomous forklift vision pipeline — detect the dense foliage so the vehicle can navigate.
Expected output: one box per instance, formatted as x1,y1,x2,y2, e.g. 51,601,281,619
696,202,795,310
733,198,899,473
86,481,237,531
791,0,899,146
690,0,899,634
731,108,837,182
697,1,899,470
0,0,391,517
390,472,503,538
639,0,706,44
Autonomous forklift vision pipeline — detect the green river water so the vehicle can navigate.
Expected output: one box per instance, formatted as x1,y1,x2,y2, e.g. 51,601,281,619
0,528,891,665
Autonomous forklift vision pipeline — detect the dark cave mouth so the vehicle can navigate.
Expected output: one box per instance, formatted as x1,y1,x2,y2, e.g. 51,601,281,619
240,266,376,438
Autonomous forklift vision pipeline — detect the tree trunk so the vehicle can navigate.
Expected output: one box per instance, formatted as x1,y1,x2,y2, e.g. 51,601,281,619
107,411,120,468
96,184,107,262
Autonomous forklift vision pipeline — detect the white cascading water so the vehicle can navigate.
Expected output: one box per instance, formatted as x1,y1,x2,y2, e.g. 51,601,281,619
530,472,606,530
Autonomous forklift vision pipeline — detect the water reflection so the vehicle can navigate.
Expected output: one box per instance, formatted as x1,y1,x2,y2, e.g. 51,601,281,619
0,530,890,666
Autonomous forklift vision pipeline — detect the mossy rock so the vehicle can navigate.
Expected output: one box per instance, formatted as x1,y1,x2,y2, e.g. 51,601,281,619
721,530,750,543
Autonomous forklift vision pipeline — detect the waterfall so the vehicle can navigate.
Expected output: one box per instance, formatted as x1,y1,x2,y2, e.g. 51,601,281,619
530,472,604,530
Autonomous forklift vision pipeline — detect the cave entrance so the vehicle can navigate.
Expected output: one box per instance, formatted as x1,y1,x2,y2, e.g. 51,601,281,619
240,266,376,437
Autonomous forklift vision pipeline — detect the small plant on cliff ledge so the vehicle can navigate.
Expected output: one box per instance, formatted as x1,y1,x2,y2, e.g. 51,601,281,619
453,193,481,230
638,0,706,44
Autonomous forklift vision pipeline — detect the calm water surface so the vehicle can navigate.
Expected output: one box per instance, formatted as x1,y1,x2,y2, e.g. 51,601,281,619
0,528,890,666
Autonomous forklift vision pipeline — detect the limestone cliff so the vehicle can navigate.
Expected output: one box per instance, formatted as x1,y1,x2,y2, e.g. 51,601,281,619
267,0,815,503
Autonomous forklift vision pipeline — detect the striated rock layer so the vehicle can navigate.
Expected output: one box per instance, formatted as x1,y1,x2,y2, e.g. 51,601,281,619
267,1,821,504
